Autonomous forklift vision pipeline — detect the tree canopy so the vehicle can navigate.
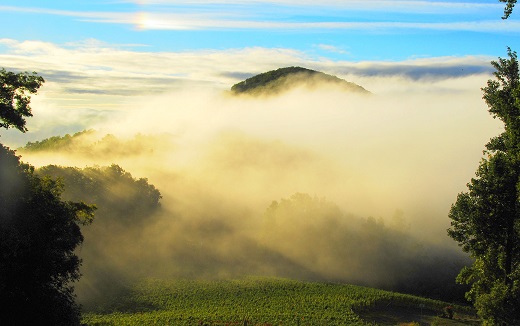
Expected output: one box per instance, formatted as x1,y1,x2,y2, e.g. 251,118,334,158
447,48,520,325
0,145,95,325
501,0,517,19
0,69,44,132
0,68,95,325
264,193,469,302
19,129,171,158
36,164,162,307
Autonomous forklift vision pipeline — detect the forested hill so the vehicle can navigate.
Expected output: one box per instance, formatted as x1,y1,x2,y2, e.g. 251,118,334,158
230,66,370,96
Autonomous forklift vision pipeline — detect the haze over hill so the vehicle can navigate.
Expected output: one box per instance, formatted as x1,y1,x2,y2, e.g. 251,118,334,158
25,133,471,306
230,67,370,96
16,67,500,306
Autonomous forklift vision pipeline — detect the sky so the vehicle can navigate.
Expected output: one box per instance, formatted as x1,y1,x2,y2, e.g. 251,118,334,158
1,1,519,61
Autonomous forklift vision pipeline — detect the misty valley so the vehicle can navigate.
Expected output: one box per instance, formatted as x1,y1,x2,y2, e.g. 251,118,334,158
20,129,476,325
4,66,503,325
3,0,520,323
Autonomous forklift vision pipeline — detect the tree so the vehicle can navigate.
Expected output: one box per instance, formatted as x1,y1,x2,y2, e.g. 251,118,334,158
0,69,95,325
0,146,95,325
447,48,520,325
0,68,44,132
500,0,517,19
36,164,162,307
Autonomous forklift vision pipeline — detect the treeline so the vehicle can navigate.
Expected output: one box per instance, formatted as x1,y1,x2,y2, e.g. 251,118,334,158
35,162,469,306
20,129,170,157
261,193,470,302
36,164,162,308
23,129,95,152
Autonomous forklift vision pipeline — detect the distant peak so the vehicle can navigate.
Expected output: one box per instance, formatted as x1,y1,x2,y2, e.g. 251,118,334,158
230,66,369,96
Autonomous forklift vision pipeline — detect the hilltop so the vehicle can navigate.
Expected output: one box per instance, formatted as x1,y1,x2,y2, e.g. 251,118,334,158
230,66,370,96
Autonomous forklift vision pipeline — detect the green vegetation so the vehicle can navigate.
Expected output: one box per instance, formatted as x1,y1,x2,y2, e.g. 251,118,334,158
0,145,95,326
230,66,369,96
1,69,96,326
0,68,44,132
37,164,161,224
20,129,168,157
263,193,469,303
448,48,520,324
81,277,475,326
500,0,517,19
23,129,95,152
36,164,162,307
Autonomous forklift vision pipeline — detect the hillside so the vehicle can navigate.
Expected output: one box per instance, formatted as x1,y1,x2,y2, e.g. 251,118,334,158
81,277,477,326
18,129,172,158
230,66,370,96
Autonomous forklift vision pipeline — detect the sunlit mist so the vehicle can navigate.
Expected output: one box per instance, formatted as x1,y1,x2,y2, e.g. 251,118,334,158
15,72,501,305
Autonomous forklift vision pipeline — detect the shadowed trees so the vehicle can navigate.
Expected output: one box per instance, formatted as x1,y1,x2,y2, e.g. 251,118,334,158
36,164,162,308
0,146,95,325
0,69,95,325
264,193,469,302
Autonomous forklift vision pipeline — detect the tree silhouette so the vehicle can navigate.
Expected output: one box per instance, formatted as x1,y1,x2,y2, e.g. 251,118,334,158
500,0,517,19
0,68,44,132
0,69,95,325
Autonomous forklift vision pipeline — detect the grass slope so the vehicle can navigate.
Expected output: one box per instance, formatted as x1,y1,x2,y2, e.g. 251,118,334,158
81,277,476,326
230,67,369,96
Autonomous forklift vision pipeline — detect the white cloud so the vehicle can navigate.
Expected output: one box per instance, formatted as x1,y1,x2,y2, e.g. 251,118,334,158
316,44,350,55
0,37,497,148
0,38,493,97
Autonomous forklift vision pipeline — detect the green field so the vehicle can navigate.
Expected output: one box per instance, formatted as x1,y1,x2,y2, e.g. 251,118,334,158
81,277,477,325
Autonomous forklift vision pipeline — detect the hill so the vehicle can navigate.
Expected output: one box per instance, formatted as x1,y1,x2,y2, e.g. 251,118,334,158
81,277,477,326
18,129,172,158
230,66,370,96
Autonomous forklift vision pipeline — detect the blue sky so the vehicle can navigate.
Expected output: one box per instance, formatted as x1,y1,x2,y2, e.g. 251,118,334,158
1,0,519,61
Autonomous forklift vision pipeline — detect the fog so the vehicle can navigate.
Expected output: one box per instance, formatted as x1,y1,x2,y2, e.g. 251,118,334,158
15,73,502,305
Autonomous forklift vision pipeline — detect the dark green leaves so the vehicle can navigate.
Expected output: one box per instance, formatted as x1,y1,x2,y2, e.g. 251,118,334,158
448,49,520,324
0,68,44,132
500,0,517,19
0,144,95,325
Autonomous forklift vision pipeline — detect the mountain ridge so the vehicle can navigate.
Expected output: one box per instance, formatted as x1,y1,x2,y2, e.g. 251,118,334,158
230,66,370,96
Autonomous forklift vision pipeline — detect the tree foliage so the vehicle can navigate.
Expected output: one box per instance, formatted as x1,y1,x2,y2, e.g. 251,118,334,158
448,48,520,325
19,129,170,158
0,68,44,132
36,164,162,307
0,68,95,325
500,0,517,19
0,145,95,325
37,164,161,226
264,193,469,302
